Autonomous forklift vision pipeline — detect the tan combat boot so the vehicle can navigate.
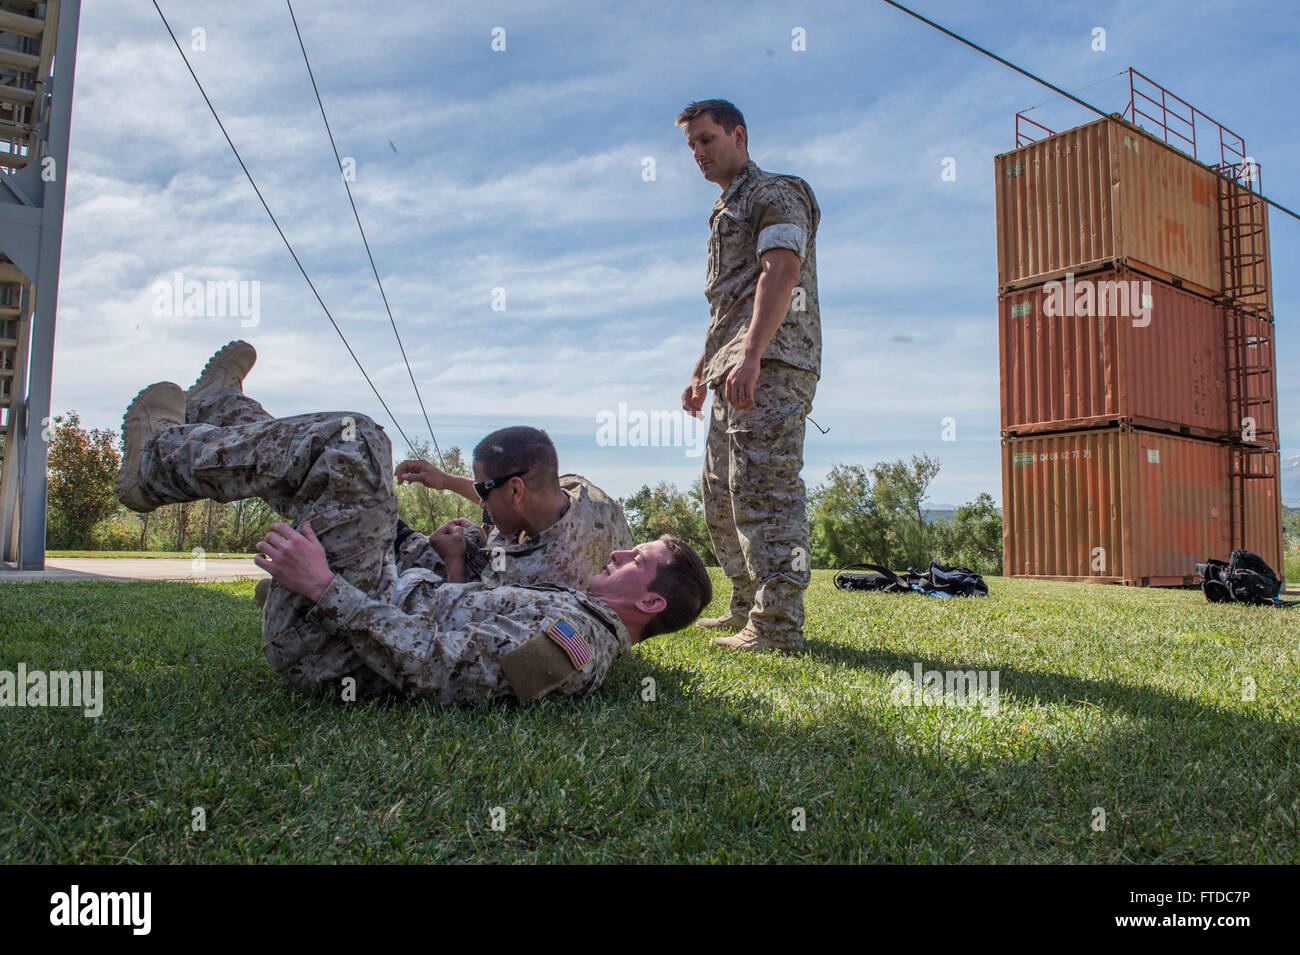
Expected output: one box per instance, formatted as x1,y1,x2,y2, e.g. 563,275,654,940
117,382,185,513
696,612,748,631
186,340,257,423
710,626,803,654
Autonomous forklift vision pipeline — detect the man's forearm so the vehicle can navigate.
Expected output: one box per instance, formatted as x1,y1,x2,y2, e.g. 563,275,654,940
443,555,467,583
743,264,799,361
443,475,479,506
691,348,706,380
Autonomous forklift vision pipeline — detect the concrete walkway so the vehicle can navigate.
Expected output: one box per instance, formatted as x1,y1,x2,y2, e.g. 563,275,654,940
0,558,267,583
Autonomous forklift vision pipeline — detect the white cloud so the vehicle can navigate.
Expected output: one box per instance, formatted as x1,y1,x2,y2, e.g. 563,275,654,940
46,0,1300,506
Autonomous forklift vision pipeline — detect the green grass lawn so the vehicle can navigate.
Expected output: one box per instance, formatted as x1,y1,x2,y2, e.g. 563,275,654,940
2,570,1297,863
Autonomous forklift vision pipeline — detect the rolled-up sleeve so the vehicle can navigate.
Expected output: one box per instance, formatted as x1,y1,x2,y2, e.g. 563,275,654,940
752,182,812,261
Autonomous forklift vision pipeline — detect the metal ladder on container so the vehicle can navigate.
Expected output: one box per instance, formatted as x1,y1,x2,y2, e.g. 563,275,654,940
1215,161,1270,315
1224,305,1277,448
1228,443,1279,551
1217,159,1280,561
1217,160,1277,454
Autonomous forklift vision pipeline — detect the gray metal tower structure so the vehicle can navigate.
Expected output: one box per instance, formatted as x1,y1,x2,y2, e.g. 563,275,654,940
0,0,79,570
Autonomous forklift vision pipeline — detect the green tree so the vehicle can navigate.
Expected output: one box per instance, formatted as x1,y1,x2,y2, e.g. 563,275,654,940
395,442,473,533
45,412,120,547
929,492,1003,575
810,455,946,570
869,454,941,568
621,480,715,564
809,463,890,569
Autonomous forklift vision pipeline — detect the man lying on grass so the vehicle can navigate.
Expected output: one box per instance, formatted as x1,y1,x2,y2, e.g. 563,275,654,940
114,348,712,704
187,340,634,606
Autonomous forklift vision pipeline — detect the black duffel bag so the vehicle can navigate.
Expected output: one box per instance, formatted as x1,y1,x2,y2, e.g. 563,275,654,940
1196,549,1296,607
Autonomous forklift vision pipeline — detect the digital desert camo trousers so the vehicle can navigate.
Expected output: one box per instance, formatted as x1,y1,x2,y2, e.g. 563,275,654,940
138,392,400,696
702,359,817,646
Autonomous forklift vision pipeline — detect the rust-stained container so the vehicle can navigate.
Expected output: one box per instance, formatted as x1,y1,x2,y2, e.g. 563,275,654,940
1002,426,1232,586
994,115,1272,313
1000,268,1229,440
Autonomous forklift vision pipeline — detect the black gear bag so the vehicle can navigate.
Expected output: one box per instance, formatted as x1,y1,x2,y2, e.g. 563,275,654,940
834,560,987,598
1196,549,1297,607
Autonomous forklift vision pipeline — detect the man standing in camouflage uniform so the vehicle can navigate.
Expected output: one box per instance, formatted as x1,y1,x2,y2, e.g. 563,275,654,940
115,347,711,704
677,99,821,654
392,433,633,591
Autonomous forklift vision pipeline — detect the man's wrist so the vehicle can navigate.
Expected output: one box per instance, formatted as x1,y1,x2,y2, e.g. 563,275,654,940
308,572,336,605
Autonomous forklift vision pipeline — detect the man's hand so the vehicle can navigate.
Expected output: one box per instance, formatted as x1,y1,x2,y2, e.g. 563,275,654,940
395,459,447,490
430,517,473,582
724,355,761,409
253,521,335,603
682,375,707,418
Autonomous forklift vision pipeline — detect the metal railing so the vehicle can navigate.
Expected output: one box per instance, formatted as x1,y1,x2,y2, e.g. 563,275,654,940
1014,68,1252,175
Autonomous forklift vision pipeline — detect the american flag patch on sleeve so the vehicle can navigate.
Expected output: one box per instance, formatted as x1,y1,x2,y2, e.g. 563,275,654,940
546,618,592,669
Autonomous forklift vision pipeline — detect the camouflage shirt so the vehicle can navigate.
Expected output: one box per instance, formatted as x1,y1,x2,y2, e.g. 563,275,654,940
474,474,634,589
396,474,633,590
307,574,632,704
702,159,821,384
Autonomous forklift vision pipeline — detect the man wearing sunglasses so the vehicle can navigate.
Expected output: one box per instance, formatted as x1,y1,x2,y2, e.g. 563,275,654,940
392,427,633,592
117,353,712,703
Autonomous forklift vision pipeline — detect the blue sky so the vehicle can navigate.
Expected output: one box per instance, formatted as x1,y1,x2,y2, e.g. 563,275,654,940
53,0,1299,506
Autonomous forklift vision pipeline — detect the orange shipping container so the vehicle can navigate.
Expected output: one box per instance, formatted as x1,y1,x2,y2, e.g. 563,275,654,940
994,116,1272,313
1000,268,1230,440
1003,427,1250,586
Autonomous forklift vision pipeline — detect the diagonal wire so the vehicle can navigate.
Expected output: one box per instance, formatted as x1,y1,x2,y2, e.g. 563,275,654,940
150,0,415,451
1019,70,1128,114
879,0,1300,221
285,0,449,474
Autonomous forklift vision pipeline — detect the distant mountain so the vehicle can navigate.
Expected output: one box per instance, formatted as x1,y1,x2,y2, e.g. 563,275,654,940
1283,456,1300,508
922,505,1003,524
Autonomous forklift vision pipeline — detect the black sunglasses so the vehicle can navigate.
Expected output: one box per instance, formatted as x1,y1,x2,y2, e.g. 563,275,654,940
473,470,527,501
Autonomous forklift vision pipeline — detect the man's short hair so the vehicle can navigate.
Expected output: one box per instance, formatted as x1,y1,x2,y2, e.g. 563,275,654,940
675,99,746,137
642,535,713,639
473,426,559,491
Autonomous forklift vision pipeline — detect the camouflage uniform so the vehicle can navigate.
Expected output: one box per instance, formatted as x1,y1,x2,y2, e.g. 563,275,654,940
187,390,273,429
138,393,632,703
396,474,634,591
699,159,821,644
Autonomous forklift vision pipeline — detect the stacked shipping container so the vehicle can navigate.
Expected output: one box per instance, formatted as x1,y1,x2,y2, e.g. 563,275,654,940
995,112,1283,585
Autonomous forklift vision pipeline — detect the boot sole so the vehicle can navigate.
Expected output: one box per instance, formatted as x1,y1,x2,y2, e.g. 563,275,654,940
186,340,257,412
116,382,183,513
